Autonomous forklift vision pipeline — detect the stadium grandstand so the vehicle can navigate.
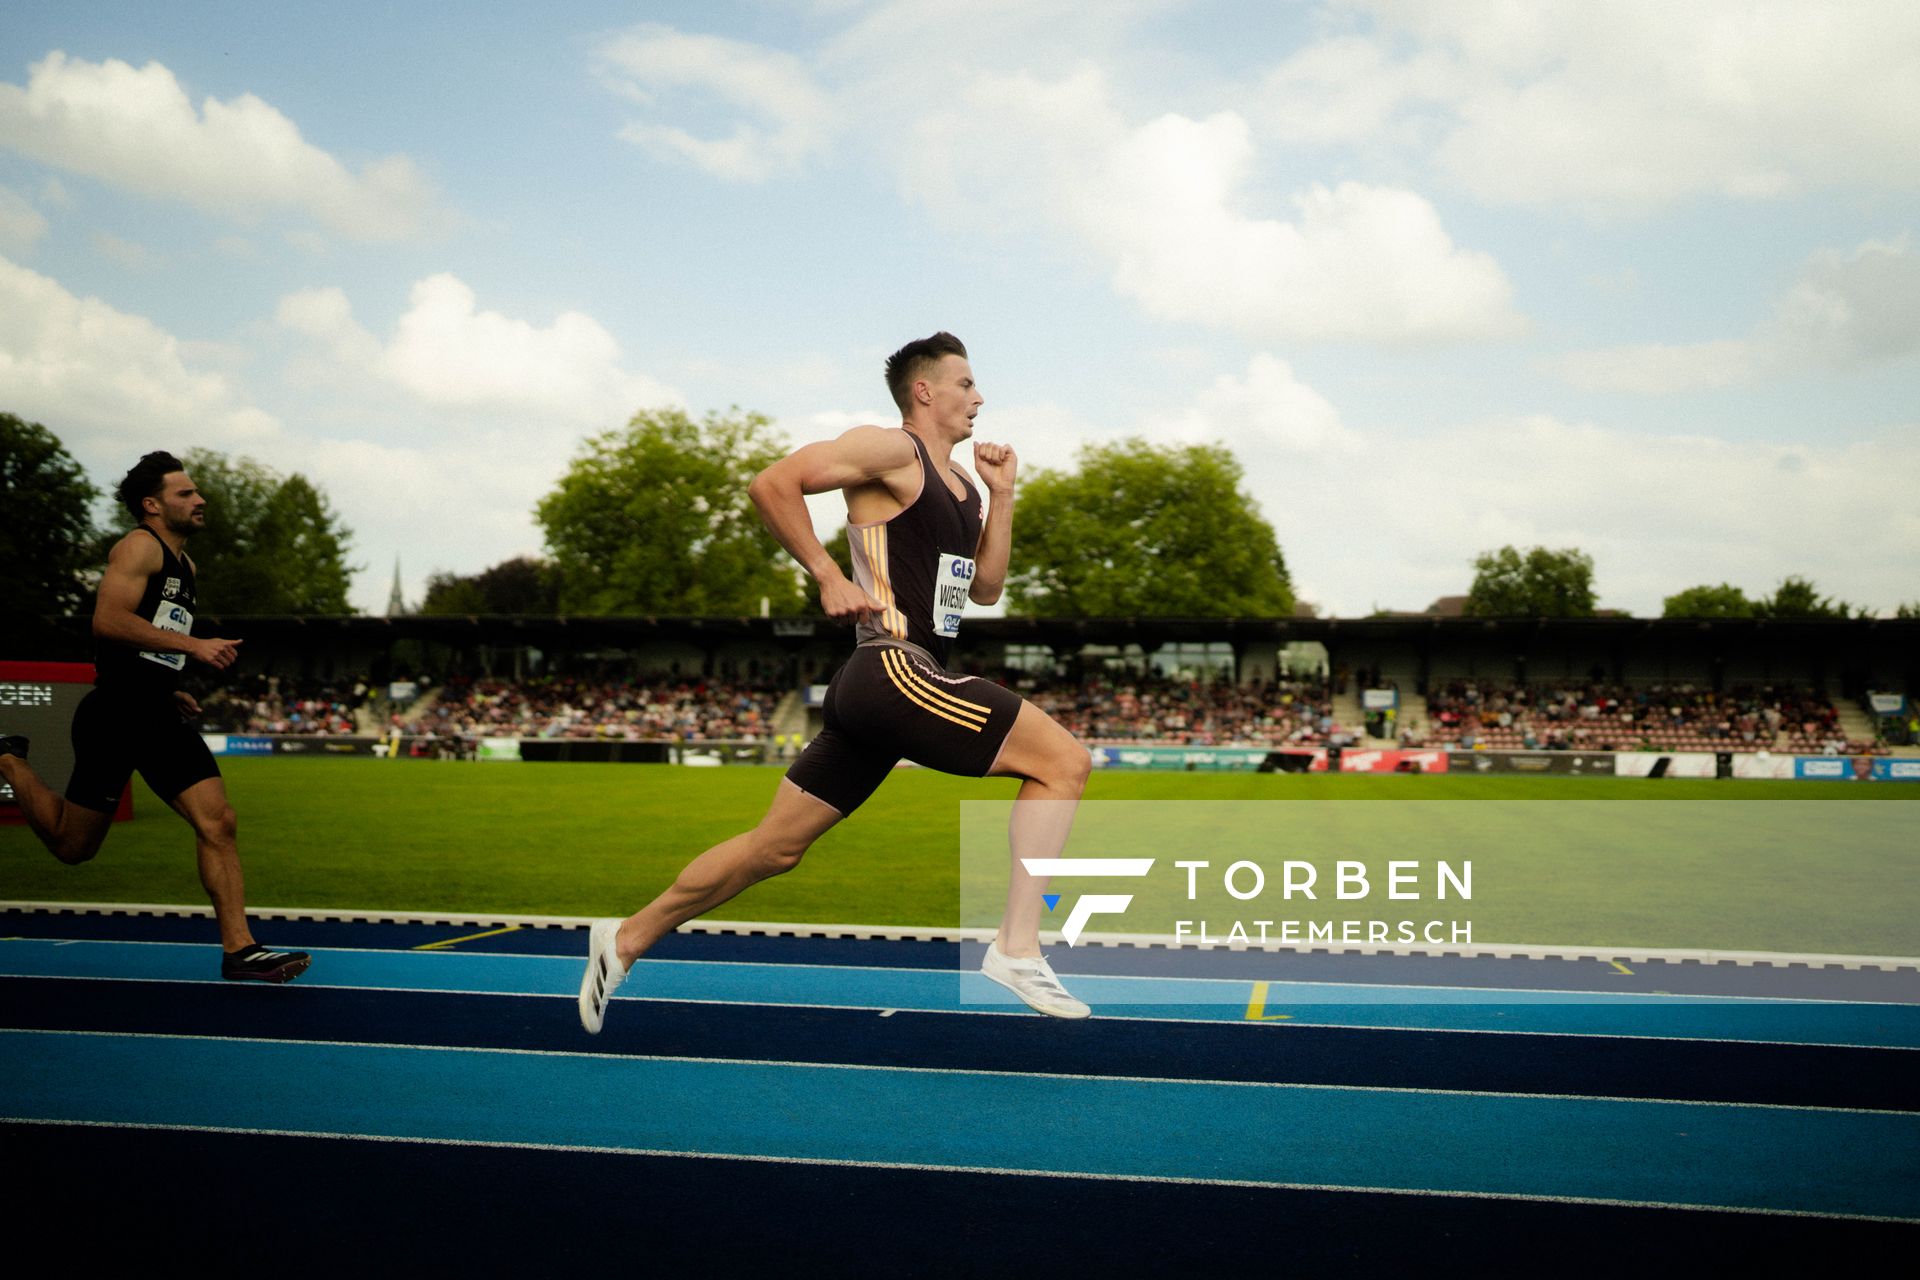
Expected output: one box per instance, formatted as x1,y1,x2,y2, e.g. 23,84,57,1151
38,610,1906,763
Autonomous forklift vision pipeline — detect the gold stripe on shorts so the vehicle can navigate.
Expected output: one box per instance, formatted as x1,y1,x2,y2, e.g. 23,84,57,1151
882,648,986,731
885,649,992,722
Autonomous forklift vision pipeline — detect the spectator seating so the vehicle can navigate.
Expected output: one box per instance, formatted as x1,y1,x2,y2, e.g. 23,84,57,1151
411,676,786,742
1421,681,1880,755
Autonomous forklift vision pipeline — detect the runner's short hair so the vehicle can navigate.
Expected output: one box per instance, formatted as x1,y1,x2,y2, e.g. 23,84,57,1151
118,451,186,522
885,332,968,415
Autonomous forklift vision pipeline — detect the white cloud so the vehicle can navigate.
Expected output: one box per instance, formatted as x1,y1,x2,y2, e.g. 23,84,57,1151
261,276,690,610
906,69,1522,345
1260,1,1920,212
597,25,835,180
1552,238,1920,392
0,253,278,451
1552,341,1756,396
1168,354,1360,455
276,273,679,426
0,184,48,253
1149,361,1920,617
386,275,677,420
593,18,1519,345
1760,237,1920,368
292,435,568,602
275,285,382,372
0,51,442,239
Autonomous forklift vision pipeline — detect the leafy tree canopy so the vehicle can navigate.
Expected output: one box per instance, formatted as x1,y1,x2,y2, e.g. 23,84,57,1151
1464,545,1597,618
1757,575,1863,620
0,413,100,622
177,450,357,614
1006,438,1293,617
420,556,563,615
1662,583,1756,618
535,407,808,615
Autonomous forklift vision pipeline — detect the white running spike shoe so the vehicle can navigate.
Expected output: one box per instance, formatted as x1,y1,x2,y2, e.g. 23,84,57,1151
981,940,1091,1019
578,918,629,1034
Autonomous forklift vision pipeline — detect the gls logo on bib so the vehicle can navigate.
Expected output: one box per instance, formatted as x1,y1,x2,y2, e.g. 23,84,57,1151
141,600,193,671
933,553,974,638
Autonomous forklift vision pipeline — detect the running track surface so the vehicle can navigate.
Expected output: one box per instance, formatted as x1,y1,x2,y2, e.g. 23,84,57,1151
4,910,1916,1270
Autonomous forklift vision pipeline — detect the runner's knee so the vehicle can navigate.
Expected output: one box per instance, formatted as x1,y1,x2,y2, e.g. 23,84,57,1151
54,827,105,865
751,826,812,876
196,804,237,847
1051,740,1092,794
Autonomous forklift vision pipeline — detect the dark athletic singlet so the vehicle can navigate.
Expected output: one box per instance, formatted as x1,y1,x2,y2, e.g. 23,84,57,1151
847,430,984,667
94,527,196,695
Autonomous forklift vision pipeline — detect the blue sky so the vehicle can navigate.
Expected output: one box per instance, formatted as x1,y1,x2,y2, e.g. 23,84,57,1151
3,1,1915,617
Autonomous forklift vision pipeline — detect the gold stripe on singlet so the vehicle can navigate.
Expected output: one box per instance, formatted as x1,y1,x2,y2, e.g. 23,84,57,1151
861,525,908,639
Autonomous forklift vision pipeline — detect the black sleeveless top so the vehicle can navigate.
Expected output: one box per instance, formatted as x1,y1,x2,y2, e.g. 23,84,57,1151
848,430,984,667
96,527,197,694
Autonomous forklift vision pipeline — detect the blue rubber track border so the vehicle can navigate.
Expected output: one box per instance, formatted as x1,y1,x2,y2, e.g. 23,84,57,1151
4,908,1916,1267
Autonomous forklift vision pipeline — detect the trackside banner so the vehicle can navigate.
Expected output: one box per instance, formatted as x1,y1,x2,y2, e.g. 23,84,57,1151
201,735,274,756
1613,751,1717,778
1450,751,1614,776
1339,749,1450,773
1794,756,1918,781
1090,745,1274,771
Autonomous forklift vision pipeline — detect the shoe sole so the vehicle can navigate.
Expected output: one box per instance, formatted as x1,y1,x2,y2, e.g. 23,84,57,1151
223,955,311,984
980,965,1092,1020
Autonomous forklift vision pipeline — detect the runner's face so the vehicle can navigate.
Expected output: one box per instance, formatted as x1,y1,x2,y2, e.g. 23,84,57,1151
152,472,206,534
924,355,982,439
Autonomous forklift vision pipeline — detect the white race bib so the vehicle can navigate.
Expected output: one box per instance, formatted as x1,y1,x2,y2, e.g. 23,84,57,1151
140,600,192,671
932,553,974,638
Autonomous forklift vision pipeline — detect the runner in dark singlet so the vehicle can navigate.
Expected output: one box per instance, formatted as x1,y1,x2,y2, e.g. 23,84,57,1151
578,332,1093,1029
0,451,310,983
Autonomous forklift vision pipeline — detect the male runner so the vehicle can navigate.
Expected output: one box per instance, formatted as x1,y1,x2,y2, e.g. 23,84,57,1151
579,332,1091,1030
0,451,311,982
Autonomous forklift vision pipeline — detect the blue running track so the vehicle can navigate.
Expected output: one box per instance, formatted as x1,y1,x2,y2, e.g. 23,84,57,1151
3,910,1916,1270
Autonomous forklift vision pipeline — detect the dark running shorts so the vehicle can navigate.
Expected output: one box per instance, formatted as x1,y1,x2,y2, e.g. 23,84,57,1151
64,686,221,812
786,642,1024,816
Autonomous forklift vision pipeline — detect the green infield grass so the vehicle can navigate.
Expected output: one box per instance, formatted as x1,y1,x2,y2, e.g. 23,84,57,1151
2,760,1913,954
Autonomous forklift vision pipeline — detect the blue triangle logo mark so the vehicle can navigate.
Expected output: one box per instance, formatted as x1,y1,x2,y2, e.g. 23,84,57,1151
1043,894,1061,912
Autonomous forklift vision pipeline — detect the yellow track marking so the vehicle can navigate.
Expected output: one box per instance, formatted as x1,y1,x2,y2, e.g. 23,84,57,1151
1245,980,1293,1021
414,925,525,951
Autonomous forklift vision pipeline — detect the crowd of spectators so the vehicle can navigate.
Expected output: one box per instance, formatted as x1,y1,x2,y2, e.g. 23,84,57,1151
409,676,786,742
198,675,366,736
1417,681,1879,755
193,667,1894,758
1007,672,1342,748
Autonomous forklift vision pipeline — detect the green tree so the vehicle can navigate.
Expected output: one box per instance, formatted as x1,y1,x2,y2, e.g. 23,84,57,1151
1006,439,1293,616
1757,575,1861,620
2,414,101,656
1464,545,1597,617
421,556,563,615
536,407,808,615
1662,583,1756,618
178,450,357,614
1895,600,1920,619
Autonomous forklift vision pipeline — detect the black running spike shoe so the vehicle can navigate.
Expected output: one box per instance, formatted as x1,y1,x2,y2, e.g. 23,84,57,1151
222,943,312,983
